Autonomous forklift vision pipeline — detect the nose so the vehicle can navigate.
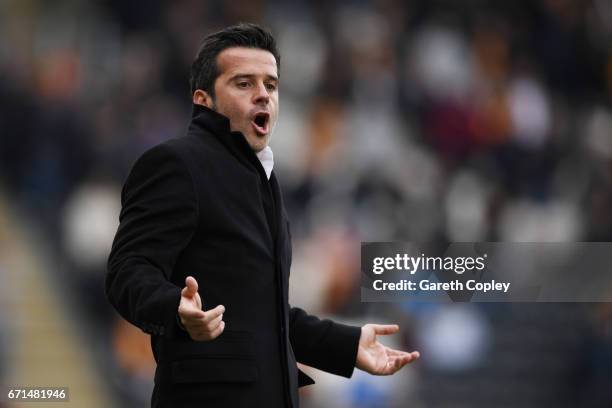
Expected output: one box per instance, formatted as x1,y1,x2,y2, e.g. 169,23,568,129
252,82,270,105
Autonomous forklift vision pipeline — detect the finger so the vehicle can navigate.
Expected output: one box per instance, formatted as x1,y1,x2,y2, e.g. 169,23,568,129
382,358,396,375
382,351,420,375
190,324,219,341
386,348,419,360
178,307,206,322
395,351,419,364
183,276,199,298
386,348,410,357
208,320,225,340
183,315,209,329
393,355,405,370
206,313,224,331
203,304,225,322
371,324,399,335
384,356,407,374
193,292,203,310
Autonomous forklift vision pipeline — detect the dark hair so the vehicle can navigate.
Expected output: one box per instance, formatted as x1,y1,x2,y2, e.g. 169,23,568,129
190,23,280,97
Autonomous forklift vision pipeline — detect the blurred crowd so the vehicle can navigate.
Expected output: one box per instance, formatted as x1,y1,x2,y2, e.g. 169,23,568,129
1,0,612,407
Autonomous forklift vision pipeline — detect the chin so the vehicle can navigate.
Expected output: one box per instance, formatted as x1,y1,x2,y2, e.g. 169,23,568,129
247,136,269,152
252,143,268,153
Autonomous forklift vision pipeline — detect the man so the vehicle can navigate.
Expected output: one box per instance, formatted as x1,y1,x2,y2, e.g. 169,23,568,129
106,23,419,408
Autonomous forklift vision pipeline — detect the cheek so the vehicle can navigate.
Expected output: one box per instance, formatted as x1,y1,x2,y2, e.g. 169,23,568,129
219,100,247,126
270,98,279,119
228,97,250,120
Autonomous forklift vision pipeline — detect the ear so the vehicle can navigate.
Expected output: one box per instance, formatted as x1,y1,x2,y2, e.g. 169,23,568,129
193,89,214,108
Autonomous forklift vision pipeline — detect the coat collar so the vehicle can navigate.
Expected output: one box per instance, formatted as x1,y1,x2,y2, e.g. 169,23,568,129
190,103,264,174
190,104,286,250
191,103,231,136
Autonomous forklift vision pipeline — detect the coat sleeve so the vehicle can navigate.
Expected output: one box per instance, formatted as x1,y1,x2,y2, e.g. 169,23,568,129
105,143,198,339
289,306,361,378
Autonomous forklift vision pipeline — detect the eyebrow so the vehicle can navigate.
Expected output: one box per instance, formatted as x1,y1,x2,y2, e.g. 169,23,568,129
229,73,279,82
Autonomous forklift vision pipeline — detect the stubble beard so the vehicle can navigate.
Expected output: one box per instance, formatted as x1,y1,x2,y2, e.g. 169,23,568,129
210,96,276,152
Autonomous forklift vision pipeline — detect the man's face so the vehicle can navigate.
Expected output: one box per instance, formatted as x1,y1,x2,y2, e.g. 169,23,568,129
210,47,279,152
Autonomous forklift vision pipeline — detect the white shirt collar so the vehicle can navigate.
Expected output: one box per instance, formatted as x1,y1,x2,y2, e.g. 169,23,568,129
255,146,274,180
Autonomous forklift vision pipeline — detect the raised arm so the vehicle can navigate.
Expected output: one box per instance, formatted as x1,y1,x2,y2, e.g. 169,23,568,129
106,143,197,338
289,308,420,377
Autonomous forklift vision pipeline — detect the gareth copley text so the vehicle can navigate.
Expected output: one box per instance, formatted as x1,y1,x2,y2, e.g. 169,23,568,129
372,279,511,293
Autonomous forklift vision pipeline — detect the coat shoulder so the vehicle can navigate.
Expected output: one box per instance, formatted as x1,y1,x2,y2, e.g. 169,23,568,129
160,130,224,166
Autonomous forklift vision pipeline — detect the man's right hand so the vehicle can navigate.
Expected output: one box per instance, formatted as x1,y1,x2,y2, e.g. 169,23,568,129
178,276,225,341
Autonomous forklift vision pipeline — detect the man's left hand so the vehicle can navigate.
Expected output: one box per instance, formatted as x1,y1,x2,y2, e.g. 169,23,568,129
356,324,420,375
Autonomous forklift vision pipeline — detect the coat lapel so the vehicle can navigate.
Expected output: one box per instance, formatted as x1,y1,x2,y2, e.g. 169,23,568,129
269,172,285,253
191,104,281,253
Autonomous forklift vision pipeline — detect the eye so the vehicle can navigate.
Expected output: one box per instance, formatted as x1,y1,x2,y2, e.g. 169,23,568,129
265,83,277,91
237,81,251,89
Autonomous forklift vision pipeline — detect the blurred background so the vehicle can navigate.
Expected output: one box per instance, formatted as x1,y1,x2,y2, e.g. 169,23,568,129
1,0,612,407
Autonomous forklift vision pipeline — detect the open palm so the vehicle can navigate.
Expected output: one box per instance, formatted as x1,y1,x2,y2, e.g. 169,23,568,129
356,324,420,375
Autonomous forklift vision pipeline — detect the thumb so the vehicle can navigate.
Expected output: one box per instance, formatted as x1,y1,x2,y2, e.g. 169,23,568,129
182,276,199,298
371,324,399,336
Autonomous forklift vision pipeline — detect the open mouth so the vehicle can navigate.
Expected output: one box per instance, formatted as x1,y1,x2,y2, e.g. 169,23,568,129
251,112,270,136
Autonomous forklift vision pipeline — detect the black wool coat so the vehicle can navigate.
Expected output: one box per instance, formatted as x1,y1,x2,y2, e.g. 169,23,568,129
106,104,361,408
